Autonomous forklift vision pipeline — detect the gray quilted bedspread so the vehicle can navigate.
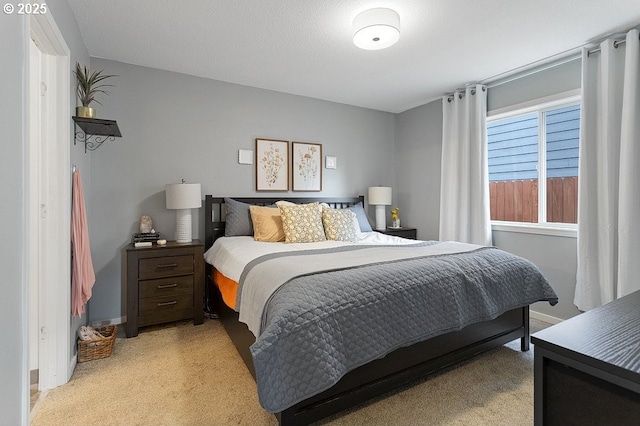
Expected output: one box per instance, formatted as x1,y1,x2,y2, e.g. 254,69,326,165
243,244,558,413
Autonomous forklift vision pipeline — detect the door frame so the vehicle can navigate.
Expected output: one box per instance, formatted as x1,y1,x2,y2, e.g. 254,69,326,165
27,12,72,396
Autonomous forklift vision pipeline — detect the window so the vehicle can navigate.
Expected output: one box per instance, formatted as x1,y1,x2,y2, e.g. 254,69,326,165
487,100,580,225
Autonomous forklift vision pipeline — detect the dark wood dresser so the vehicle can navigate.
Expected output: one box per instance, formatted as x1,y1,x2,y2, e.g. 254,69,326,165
531,290,640,425
123,240,204,337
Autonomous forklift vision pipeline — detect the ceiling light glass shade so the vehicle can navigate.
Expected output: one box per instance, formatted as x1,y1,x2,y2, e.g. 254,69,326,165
353,8,400,50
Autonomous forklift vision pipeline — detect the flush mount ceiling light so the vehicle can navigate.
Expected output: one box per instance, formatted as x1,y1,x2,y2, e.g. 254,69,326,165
353,8,400,50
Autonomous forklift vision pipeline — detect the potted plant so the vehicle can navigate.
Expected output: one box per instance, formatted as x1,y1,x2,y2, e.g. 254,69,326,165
73,62,116,118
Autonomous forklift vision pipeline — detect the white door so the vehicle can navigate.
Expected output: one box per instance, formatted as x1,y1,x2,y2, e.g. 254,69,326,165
28,13,72,396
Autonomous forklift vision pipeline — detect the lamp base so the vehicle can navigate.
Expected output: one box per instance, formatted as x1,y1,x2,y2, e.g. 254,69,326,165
374,205,387,231
175,209,192,243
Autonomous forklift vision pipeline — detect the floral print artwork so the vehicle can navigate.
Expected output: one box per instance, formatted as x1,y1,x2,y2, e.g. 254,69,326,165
256,139,288,191
261,144,285,186
292,142,322,191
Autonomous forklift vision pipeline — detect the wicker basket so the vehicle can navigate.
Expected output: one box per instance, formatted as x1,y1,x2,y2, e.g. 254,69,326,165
78,325,117,362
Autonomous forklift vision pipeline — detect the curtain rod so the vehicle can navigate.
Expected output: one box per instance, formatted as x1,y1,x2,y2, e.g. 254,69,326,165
587,32,640,56
446,85,486,102
484,28,639,90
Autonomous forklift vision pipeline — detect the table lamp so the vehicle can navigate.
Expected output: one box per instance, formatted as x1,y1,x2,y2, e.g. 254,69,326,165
368,186,392,231
165,181,202,243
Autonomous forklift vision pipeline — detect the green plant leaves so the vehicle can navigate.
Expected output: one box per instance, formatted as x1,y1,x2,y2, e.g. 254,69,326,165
73,62,117,107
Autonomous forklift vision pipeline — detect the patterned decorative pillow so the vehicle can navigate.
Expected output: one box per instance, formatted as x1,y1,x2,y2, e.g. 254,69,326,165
249,205,285,242
322,207,358,242
279,202,327,243
224,198,253,236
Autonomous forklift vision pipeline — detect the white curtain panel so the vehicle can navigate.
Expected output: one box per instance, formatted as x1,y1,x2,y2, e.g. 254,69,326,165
575,29,640,311
439,84,492,246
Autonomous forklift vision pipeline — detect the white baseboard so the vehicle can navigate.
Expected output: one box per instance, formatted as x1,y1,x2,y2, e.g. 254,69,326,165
530,310,563,325
68,354,77,382
89,316,126,327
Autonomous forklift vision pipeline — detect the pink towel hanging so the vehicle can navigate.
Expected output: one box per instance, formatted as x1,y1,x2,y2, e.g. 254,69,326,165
71,169,96,317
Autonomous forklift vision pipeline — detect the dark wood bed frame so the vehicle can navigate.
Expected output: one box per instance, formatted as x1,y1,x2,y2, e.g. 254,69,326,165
204,195,530,425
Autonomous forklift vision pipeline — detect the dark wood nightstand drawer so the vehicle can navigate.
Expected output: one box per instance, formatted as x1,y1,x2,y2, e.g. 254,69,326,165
138,293,194,327
139,275,194,298
379,227,417,240
139,254,194,279
139,292,194,313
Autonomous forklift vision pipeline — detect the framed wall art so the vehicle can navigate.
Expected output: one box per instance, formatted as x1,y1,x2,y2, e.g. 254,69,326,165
255,138,289,191
292,141,322,191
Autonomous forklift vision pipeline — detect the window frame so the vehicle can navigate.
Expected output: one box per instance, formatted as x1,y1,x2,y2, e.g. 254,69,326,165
487,90,581,237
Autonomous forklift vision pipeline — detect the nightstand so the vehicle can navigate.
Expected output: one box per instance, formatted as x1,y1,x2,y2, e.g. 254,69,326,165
123,240,204,337
377,227,417,240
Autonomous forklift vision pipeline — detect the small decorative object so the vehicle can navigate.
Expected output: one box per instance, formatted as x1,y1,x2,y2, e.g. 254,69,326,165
292,141,322,191
139,215,153,233
73,62,116,118
390,207,400,228
368,186,392,231
157,239,167,246
256,138,289,191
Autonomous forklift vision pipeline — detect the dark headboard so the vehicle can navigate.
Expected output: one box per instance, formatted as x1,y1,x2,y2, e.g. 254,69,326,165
204,195,365,250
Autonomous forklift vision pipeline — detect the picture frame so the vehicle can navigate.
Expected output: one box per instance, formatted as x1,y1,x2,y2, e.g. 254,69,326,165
292,141,322,191
255,138,289,191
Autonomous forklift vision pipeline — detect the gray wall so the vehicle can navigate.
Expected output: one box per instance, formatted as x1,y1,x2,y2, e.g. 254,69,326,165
488,58,581,111
87,58,397,322
395,100,442,241
395,59,583,321
0,12,28,425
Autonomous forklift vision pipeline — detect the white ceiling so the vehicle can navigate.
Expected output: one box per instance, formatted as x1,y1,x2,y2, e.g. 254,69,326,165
67,0,640,113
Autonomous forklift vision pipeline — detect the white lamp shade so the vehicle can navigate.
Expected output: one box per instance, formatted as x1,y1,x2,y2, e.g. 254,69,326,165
368,186,392,205
353,8,400,50
165,183,202,209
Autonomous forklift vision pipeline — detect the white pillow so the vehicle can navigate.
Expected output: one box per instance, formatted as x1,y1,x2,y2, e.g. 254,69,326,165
276,200,330,212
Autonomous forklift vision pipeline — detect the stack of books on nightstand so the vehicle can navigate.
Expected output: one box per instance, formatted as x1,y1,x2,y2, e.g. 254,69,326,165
131,232,161,244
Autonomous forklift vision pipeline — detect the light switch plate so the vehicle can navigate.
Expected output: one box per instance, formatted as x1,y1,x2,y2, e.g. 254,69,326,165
326,156,337,169
238,149,253,165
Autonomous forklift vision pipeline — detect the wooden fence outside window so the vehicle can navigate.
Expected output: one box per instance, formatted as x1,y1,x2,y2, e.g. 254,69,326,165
489,177,577,224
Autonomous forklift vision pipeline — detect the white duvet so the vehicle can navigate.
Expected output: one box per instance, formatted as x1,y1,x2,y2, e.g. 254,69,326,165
204,231,422,282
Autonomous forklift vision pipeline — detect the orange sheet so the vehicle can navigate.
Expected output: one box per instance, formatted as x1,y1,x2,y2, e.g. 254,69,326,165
213,269,238,310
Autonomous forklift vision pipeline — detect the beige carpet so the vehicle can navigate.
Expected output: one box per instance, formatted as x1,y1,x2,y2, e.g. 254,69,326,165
32,318,547,426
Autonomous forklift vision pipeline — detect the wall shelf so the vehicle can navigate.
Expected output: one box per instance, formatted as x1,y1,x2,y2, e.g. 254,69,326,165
72,116,122,152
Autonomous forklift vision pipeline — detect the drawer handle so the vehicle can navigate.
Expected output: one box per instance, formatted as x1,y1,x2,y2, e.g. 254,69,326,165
157,283,178,289
156,263,178,268
157,301,177,307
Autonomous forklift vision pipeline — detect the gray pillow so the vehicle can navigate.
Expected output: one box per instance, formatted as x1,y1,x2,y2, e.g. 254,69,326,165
224,198,253,236
347,202,373,232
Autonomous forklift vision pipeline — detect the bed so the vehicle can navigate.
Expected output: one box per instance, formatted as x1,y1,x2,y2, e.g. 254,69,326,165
204,195,558,425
